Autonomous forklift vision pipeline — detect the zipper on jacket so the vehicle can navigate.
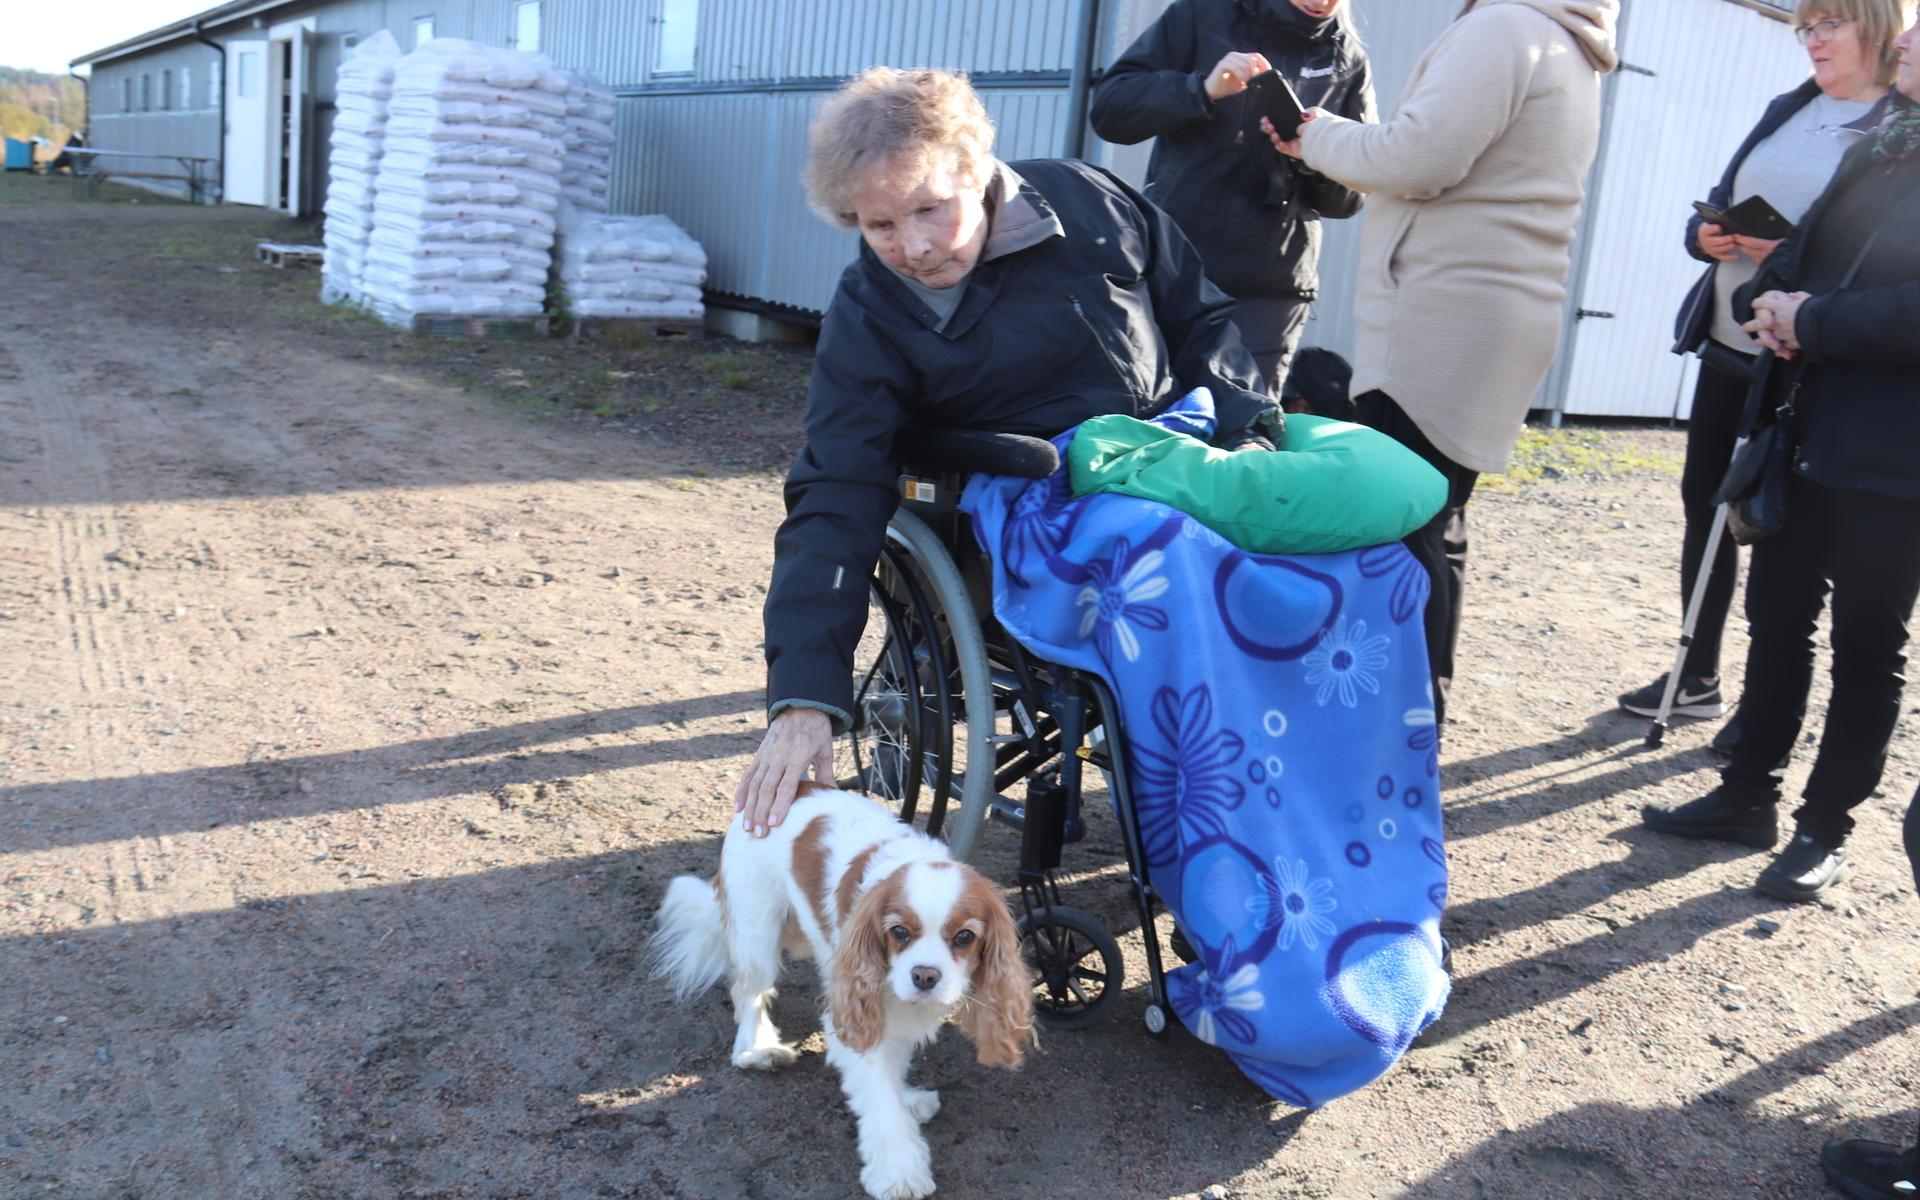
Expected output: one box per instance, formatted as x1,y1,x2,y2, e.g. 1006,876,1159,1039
1067,291,1140,404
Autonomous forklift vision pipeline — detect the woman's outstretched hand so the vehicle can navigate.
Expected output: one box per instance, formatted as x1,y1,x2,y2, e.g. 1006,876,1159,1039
1261,107,1326,159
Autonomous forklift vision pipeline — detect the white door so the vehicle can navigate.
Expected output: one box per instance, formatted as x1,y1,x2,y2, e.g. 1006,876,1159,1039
271,24,315,214
223,39,270,206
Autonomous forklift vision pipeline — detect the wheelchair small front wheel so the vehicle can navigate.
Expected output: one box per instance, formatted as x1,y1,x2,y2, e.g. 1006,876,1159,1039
1017,905,1122,1031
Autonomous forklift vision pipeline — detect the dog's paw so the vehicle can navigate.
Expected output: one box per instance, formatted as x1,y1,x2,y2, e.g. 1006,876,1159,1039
732,1043,798,1071
903,1087,941,1124
860,1155,936,1200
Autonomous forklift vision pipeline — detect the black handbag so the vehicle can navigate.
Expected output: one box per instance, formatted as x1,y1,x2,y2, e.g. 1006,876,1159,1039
1714,354,1798,545
1711,230,1880,546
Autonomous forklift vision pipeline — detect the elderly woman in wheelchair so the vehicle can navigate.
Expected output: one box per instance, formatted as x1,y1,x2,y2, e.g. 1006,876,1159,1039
732,66,1451,1107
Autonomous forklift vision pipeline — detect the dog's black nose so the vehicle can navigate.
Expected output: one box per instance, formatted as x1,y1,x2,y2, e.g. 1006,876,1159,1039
911,966,941,992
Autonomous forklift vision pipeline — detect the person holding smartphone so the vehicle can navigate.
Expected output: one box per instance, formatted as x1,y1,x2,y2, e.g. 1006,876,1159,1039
1265,0,1616,727
1618,0,1902,750
1090,0,1375,403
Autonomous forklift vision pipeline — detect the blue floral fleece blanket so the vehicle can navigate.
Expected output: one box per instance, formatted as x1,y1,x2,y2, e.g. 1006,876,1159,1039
960,390,1450,1107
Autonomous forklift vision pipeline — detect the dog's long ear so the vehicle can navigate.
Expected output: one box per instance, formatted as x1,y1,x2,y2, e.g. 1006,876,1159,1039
827,872,896,1054
955,874,1035,1069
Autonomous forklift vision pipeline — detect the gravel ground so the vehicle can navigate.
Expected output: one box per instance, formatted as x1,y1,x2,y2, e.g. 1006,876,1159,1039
2,173,1917,1200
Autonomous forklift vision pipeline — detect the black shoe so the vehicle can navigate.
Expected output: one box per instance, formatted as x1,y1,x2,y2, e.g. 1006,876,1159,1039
1709,713,1743,758
1756,833,1849,903
1641,785,1778,848
1821,1136,1919,1199
1619,672,1725,719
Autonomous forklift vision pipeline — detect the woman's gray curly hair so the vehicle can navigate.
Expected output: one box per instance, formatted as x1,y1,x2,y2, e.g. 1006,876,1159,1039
804,67,997,228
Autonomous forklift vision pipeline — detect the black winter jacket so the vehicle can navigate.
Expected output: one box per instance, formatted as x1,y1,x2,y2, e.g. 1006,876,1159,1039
1090,0,1374,301
1672,80,1891,353
1734,136,1920,502
764,158,1279,724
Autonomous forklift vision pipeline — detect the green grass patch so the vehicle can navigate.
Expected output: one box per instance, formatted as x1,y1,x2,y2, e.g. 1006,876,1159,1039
1483,425,1684,492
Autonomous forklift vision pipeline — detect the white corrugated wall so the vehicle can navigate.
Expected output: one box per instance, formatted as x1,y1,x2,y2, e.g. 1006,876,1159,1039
1554,0,1810,417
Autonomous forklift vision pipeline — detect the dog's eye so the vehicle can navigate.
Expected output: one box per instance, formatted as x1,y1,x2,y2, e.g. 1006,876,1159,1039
951,929,976,949
888,924,911,943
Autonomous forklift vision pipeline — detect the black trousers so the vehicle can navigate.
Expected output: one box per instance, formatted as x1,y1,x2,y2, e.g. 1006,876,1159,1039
1725,477,1920,845
1677,356,1753,679
1354,390,1479,727
1230,295,1312,399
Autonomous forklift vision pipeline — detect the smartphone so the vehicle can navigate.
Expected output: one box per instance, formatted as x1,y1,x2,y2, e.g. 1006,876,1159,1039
1246,69,1306,141
1691,200,1731,229
1694,196,1793,240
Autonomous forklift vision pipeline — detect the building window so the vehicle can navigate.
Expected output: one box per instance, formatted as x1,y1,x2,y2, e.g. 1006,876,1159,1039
655,0,698,74
141,74,152,111
181,67,192,109
209,57,222,106
414,16,435,47
514,1,541,53
122,77,132,113
236,51,258,99
160,69,172,110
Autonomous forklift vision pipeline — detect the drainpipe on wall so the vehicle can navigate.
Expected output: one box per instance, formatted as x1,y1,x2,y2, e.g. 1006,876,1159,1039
1061,0,1105,159
192,18,224,203
67,69,89,142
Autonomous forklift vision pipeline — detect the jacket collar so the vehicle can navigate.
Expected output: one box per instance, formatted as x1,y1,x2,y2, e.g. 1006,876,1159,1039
1234,0,1339,44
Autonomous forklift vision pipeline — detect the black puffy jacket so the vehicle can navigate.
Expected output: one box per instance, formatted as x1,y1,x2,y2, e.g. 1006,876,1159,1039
764,158,1279,723
1089,0,1375,301
1734,135,1920,503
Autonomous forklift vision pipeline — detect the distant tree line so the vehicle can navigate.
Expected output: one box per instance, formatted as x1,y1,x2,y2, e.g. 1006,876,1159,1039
0,66,87,146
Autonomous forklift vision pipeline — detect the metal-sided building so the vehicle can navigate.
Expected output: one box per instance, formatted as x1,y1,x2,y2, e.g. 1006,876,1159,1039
75,0,1805,419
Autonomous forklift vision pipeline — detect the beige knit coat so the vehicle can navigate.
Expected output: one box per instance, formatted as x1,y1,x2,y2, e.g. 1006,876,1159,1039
1300,0,1618,473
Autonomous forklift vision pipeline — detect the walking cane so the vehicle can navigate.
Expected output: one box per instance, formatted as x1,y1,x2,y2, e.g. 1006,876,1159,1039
1645,495,1734,748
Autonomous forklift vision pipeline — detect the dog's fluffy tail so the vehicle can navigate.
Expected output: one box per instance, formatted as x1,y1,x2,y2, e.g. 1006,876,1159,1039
649,875,730,1000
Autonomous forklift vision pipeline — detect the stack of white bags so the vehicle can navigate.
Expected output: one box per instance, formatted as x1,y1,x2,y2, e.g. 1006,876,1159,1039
321,30,403,304
559,72,616,214
360,38,571,321
552,212,706,322
320,37,706,330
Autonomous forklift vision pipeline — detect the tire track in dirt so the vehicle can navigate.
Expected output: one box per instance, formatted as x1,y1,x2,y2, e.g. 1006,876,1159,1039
2,320,176,926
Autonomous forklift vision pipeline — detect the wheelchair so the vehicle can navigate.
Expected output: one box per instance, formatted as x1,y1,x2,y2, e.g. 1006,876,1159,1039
834,428,1177,1036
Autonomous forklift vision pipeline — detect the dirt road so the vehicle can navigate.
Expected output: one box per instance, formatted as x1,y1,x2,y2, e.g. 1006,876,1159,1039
3,176,1917,1200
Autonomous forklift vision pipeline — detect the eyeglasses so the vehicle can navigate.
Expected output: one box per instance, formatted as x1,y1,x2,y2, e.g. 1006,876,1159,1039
1794,16,1854,44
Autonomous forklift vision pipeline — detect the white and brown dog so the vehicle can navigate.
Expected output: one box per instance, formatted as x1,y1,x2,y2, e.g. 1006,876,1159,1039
651,784,1032,1200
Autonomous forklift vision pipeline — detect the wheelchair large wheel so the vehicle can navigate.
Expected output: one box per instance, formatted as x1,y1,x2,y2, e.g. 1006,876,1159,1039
1017,905,1122,1031
838,509,995,861
841,566,931,815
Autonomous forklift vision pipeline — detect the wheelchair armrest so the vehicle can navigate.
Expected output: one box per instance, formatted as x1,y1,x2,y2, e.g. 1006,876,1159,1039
895,427,1061,480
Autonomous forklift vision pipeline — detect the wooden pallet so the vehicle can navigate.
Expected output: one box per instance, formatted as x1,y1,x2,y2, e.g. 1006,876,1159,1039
408,313,552,341
568,317,704,343
255,242,325,269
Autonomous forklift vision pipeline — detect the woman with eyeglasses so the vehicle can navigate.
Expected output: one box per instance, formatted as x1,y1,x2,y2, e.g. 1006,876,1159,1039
1642,4,1920,912
1618,0,1905,745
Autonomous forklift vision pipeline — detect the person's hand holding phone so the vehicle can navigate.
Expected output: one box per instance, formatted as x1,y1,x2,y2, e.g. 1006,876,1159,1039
1697,221,1741,262
1731,234,1782,265
1261,107,1325,159
1206,51,1273,101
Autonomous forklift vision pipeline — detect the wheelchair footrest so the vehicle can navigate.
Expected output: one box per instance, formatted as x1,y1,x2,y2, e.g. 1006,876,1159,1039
988,795,1085,844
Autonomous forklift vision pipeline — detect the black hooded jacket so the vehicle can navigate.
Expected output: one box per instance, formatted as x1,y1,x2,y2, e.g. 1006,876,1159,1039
764,158,1279,724
1090,0,1375,300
